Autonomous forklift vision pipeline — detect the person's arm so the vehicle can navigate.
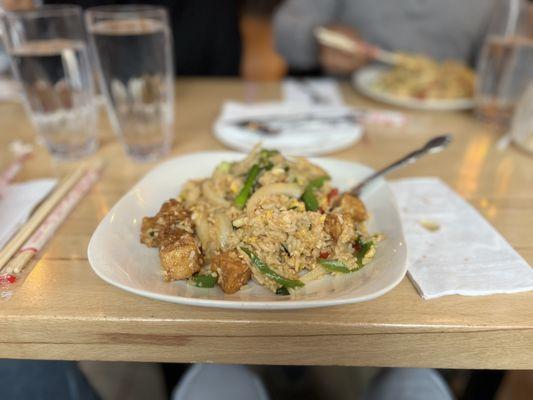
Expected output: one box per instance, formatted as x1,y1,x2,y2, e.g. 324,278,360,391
273,0,340,71
274,0,368,74
1,0,35,10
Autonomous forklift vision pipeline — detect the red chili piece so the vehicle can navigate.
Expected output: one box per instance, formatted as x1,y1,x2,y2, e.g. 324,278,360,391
319,251,330,259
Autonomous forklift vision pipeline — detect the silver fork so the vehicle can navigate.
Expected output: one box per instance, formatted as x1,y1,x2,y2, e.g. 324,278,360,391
350,135,453,196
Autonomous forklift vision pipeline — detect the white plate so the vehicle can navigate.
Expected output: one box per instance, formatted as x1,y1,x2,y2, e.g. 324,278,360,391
213,102,363,156
353,66,475,111
88,152,407,310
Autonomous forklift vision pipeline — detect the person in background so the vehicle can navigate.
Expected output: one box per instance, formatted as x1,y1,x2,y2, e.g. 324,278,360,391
273,0,498,74
44,0,242,76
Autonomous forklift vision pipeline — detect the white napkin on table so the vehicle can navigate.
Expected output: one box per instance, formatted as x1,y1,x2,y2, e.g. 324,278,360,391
213,101,363,156
0,179,57,250
390,177,533,299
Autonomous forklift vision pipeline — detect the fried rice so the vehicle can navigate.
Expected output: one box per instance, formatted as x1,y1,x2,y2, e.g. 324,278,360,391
140,147,379,295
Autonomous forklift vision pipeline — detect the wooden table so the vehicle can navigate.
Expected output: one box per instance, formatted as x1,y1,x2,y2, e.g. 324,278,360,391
0,79,532,369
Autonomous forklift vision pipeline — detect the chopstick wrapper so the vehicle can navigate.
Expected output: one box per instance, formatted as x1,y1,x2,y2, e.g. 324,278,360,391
390,178,533,299
0,179,57,250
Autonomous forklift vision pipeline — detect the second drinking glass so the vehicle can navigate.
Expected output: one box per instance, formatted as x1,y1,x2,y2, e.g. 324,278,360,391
86,5,174,161
2,5,98,160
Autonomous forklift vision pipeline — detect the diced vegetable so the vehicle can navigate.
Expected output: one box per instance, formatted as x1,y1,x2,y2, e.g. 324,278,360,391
301,176,330,211
319,251,330,259
241,247,304,288
234,164,261,208
275,287,290,296
190,273,218,288
318,259,351,273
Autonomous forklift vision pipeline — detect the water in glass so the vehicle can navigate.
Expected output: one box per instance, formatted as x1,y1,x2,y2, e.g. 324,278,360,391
10,39,98,158
476,35,533,124
89,16,173,161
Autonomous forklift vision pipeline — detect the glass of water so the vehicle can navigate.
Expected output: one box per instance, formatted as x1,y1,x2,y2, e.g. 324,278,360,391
85,5,174,161
1,5,99,160
510,83,533,154
475,0,533,125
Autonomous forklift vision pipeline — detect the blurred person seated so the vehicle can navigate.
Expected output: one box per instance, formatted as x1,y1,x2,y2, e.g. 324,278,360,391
173,365,454,400
44,0,242,76
0,360,100,400
0,360,455,399
273,0,498,75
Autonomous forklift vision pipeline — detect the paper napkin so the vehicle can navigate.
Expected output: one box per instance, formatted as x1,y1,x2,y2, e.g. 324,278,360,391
0,179,57,250
390,178,533,299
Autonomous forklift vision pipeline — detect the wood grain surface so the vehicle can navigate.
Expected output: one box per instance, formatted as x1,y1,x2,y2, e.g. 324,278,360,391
0,79,532,368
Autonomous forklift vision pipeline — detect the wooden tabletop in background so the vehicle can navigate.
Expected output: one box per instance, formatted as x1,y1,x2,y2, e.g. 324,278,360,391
0,79,532,369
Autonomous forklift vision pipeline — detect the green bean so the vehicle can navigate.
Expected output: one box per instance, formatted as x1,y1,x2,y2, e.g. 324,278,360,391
301,176,330,211
301,188,319,211
319,237,374,274
234,164,261,208
318,259,351,273
355,236,374,268
233,150,280,208
241,247,304,288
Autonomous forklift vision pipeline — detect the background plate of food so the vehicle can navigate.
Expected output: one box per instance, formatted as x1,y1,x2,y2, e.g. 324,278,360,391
353,61,475,111
88,150,407,309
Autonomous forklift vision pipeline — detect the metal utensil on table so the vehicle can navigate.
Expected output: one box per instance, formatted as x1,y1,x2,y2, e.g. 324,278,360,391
232,112,360,135
299,79,331,104
314,27,399,66
350,135,452,196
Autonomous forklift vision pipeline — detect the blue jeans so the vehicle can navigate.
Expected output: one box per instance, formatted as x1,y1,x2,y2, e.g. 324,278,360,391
0,360,100,400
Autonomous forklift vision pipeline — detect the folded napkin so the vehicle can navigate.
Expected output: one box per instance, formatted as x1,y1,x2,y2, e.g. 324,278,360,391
213,101,363,156
0,179,57,250
390,178,533,299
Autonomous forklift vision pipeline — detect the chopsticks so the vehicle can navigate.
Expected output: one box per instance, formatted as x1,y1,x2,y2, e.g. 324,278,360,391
314,27,400,66
0,161,103,275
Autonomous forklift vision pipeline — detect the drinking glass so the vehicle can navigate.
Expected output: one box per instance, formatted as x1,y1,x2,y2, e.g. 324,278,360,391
510,82,533,154
1,5,98,160
475,0,533,125
85,5,174,161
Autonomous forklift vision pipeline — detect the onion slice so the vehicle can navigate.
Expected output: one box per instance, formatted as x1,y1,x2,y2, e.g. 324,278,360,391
246,183,303,211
